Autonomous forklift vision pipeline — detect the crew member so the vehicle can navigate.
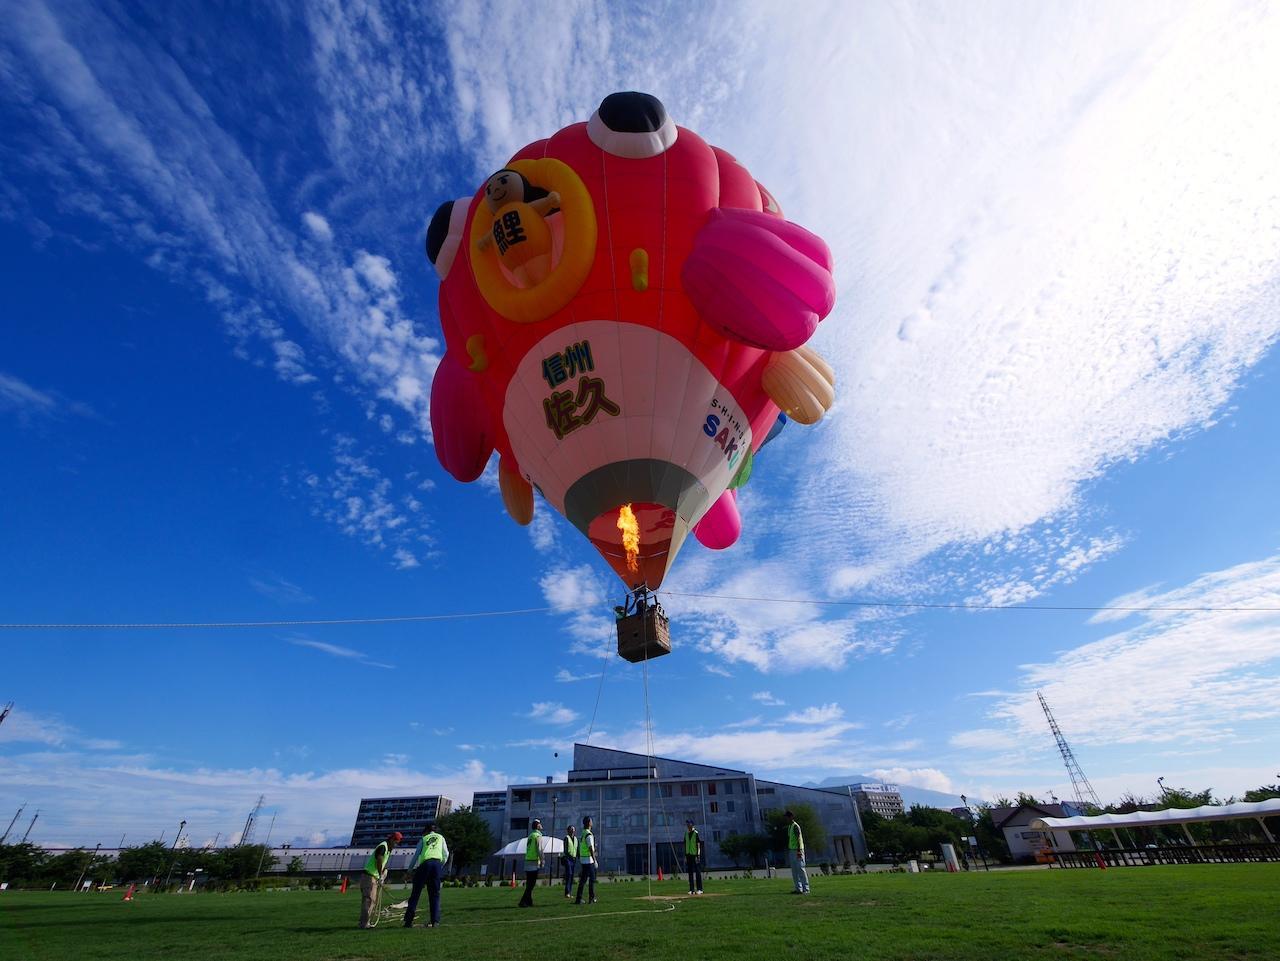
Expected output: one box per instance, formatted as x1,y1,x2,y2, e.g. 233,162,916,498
785,810,810,894
518,817,544,907
684,819,704,895
403,820,449,928
359,830,402,928
562,824,578,898
574,815,598,904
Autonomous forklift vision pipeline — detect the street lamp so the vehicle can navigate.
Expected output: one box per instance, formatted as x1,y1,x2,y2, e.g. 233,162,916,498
1157,777,1166,798
959,795,989,871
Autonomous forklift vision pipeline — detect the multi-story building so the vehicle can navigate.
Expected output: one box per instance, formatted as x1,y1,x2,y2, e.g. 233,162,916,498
490,743,866,874
349,794,453,847
472,789,507,855
834,783,905,819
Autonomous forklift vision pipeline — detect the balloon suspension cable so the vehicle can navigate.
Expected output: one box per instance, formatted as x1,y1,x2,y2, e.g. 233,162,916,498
642,637,654,901
584,626,614,746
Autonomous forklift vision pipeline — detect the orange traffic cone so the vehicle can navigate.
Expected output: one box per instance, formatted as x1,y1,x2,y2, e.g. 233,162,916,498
339,876,348,893
657,867,663,881
510,867,517,888
122,884,136,902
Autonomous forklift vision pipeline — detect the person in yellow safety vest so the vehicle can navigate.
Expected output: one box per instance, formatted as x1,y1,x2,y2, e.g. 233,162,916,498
403,820,450,928
517,817,544,907
359,830,402,928
573,815,598,904
562,824,578,898
684,819,705,895
785,810,810,894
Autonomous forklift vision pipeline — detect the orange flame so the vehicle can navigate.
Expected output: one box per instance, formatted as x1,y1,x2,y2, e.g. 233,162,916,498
617,503,640,574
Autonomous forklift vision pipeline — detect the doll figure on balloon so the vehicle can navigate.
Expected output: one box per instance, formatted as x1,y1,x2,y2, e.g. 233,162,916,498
474,168,561,287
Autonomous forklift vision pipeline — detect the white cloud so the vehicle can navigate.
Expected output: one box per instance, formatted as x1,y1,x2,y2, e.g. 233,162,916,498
526,702,580,726
960,553,1280,751
0,371,97,423
301,210,332,241
752,691,785,707
783,703,845,725
288,636,395,670
554,668,595,683
248,571,313,605
538,565,614,657
0,708,121,751
865,767,955,795
392,548,420,570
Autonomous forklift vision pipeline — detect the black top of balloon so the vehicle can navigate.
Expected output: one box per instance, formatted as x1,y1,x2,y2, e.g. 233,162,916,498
597,92,668,134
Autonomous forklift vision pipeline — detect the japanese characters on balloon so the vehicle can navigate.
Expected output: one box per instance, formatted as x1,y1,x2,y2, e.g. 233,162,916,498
425,92,836,642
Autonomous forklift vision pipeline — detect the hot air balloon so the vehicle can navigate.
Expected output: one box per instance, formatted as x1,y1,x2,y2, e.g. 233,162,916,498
425,92,836,654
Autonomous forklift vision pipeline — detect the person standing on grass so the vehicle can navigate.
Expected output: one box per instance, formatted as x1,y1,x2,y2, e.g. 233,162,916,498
403,820,449,929
563,824,578,898
684,819,704,895
785,810,810,894
359,830,402,928
574,815,598,904
518,818,544,907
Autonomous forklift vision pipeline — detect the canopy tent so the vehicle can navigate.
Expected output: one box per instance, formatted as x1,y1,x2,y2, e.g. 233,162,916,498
493,835,566,858
1030,798,1280,843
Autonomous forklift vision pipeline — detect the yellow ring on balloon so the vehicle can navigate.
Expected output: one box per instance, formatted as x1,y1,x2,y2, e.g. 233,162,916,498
469,158,597,324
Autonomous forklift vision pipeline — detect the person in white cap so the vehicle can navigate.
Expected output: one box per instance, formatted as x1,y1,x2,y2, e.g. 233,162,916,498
517,818,544,907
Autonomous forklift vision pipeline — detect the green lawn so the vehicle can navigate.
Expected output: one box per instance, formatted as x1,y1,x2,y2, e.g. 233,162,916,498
3,865,1278,961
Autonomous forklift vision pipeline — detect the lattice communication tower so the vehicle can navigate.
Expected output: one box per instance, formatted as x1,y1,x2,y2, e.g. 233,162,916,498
239,794,265,846
1037,690,1101,810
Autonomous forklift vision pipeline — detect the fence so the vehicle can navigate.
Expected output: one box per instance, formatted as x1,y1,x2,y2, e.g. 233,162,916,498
1052,842,1280,868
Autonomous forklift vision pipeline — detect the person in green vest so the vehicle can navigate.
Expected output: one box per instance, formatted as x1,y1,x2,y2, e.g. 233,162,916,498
562,824,578,898
517,817,544,907
403,820,450,928
785,810,810,894
573,815,598,904
358,830,402,928
684,818,704,895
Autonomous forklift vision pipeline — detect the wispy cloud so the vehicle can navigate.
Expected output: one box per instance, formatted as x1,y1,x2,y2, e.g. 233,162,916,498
248,571,314,605
0,371,97,424
752,691,785,707
288,636,395,670
538,565,614,657
526,702,580,726
783,703,845,725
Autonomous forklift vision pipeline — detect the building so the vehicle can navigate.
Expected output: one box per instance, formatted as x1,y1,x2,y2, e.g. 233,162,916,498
990,801,1080,862
349,794,454,847
488,743,866,875
830,783,905,819
472,789,507,855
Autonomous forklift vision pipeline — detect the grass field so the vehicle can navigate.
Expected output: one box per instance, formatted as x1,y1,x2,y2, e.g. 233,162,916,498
3,865,1278,961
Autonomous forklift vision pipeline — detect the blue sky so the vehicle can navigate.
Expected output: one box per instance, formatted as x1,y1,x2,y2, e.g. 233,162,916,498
2,1,1279,847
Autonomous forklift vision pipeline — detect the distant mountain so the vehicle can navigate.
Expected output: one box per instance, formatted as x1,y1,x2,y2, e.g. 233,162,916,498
802,776,984,812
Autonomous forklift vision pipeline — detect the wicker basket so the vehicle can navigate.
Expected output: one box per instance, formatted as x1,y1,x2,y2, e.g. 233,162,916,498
616,605,672,663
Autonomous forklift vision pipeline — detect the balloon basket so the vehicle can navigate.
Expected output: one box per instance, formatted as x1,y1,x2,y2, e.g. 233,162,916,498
617,605,671,663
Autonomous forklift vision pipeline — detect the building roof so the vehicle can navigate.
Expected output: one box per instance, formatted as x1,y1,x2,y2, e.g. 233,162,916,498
1030,798,1280,832
571,743,749,778
990,802,1074,829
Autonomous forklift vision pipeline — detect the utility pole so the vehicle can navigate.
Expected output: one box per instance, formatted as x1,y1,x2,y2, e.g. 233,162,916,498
74,843,102,893
163,819,186,888
255,811,277,877
960,795,989,871
240,795,265,846
21,810,39,842
1,805,24,844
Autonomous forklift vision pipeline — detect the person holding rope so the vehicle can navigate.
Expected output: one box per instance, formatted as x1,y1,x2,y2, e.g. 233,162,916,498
573,814,598,904
358,830,401,928
562,823,578,898
684,819,705,895
785,810,811,894
517,818,544,907
403,820,449,928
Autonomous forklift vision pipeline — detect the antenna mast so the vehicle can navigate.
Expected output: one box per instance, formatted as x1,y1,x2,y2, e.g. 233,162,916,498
239,794,265,846
0,702,13,727
1037,691,1101,809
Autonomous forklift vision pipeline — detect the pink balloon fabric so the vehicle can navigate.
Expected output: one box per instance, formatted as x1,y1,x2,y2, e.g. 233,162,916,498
429,354,494,482
694,488,742,550
681,208,836,352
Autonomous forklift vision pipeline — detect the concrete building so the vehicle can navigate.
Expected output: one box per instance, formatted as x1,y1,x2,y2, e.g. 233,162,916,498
828,783,905,819
349,794,453,847
489,743,866,874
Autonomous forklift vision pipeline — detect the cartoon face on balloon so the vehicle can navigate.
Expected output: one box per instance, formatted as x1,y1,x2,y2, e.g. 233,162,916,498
426,92,836,589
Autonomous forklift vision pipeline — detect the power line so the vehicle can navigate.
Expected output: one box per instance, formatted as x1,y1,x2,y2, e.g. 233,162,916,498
0,606,553,631
662,590,1280,615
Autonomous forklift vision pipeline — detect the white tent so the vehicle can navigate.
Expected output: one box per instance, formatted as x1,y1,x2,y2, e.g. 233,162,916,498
1029,798,1280,843
493,835,566,858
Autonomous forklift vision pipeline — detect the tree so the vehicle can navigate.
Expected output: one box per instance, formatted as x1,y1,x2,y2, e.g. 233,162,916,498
974,806,1011,863
438,805,494,874
113,842,170,883
287,856,305,875
763,805,826,860
0,843,46,886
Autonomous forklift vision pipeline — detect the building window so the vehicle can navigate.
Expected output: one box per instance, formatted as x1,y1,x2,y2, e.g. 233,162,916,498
706,782,717,796
605,786,621,800
727,801,735,813
511,817,529,830
513,790,531,803
660,784,673,798
534,791,548,804
712,830,722,842
630,813,647,829
709,802,719,814
680,783,699,797
723,782,733,795
758,787,775,795
630,785,647,799
604,814,620,829
580,788,596,801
